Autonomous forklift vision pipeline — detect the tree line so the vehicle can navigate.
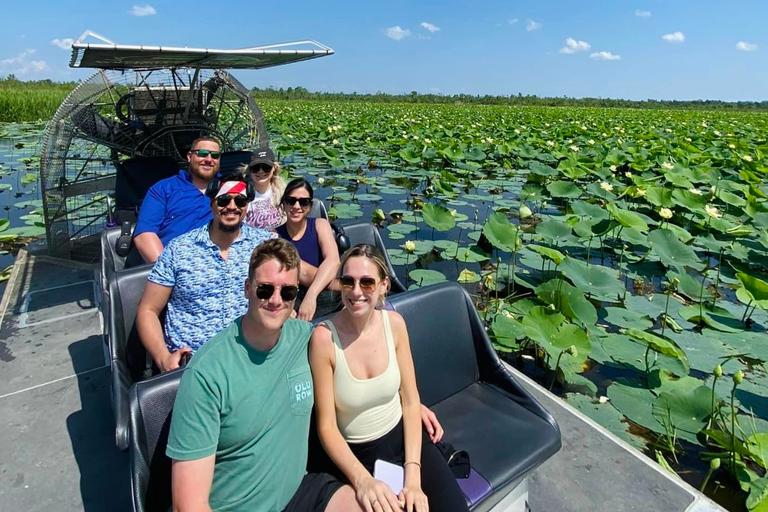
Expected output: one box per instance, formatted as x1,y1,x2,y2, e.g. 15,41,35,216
252,86,768,111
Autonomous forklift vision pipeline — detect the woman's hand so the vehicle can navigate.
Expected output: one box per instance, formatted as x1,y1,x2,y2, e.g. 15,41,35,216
297,294,317,321
354,475,402,512
399,485,429,512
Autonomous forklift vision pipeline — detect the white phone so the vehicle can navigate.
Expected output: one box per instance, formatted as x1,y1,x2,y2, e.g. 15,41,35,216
373,459,404,495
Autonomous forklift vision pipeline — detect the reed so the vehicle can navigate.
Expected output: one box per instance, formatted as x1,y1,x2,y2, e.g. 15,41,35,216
0,78,75,122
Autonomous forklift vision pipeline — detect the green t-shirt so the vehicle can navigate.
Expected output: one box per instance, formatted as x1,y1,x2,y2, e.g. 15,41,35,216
166,317,314,512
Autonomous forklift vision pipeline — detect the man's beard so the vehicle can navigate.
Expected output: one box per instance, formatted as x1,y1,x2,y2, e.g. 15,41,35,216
218,220,240,233
189,160,217,180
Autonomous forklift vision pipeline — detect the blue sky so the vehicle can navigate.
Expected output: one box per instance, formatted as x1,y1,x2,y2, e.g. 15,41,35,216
2,0,766,101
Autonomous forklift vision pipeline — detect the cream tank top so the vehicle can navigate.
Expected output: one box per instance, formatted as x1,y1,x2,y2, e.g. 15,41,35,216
324,310,402,443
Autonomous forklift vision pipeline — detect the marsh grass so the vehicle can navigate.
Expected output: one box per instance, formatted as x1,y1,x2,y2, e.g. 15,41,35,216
0,78,75,122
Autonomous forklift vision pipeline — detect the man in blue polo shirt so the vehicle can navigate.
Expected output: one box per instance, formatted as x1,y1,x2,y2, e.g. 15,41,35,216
133,136,222,263
136,174,276,372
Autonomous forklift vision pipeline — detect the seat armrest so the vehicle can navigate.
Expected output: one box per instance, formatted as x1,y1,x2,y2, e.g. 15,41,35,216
112,358,133,451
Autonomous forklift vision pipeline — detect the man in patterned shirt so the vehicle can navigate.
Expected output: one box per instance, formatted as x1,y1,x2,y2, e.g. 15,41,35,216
136,174,276,372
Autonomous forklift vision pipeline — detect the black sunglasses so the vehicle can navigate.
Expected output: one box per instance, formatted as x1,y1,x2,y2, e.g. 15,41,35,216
339,276,378,292
252,164,273,173
283,197,312,207
216,194,249,208
255,283,299,301
191,149,221,159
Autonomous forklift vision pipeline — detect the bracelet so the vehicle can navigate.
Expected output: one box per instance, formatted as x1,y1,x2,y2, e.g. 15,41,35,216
404,461,421,468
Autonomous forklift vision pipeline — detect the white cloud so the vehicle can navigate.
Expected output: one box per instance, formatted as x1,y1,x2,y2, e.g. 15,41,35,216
635,10,651,18
129,4,156,16
526,19,542,32
385,26,410,41
736,41,758,52
509,18,519,25
559,38,591,54
420,22,440,33
0,49,48,75
662,31,685,43
51,38,74,50
590,51,621,61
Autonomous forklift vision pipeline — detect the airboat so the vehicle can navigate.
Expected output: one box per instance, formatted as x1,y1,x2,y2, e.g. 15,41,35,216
0,30,724,512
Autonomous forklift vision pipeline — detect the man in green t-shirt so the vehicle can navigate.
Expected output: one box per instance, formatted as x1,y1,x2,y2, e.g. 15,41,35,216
166,239,362,512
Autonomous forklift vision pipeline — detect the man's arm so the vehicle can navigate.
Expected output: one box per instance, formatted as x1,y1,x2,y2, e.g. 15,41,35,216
172,456,215,512
297,219,341,320
136,281,189,372
134,183,168,263
133,232,164,264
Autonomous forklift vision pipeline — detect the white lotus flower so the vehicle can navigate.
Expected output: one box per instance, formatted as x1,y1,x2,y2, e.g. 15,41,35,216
743,155,754,162
333,139,339,145
705,204,722,219
600,181,614,192
662,162,674,170
609,165,617,172
636,188,647,197
659,208,673,219
546,140,555,147
713,130,721,136
689,188,703,195
625,171,633,178
729,143,736,149
598,396,610,404
570,145,580,152
588,139,595,145
424,138,431,144
404,240,416,253
317,177,325,185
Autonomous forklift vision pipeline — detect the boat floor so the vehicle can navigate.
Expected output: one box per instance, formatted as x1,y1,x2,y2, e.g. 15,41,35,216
0,251,725,512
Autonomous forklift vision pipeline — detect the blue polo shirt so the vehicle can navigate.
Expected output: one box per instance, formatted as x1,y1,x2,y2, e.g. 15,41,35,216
148,223,276,352
134,170,213,246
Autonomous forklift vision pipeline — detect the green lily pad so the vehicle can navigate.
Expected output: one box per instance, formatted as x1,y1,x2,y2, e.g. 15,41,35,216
536,279,598,328
482,211,521,253
560,257,626,302
408,269,447,288
647,229,702,270
547,181,582,198
608,380,664,434
421,203,456,232
652,385,713,444
454,245,490,263
564,393,647,450
536,221,574,244
527,244,565,265
603,307,654,330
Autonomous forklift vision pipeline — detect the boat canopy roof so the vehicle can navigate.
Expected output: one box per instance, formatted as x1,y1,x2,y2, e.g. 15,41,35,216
69,30,334,70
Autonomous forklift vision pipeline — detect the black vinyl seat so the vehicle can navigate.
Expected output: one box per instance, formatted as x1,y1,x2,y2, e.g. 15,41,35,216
115,156,179,224
128,281,560,511
129,369,184,512
110,264,156,451
333,221,406,293
388,282,561,510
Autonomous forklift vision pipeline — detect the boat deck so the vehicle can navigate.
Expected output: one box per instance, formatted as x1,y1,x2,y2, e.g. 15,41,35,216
0,251,725,512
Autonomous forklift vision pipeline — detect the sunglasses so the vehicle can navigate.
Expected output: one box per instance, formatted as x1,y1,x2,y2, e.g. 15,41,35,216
252,164,273,173
255,283,299,301
283,197,312,207
190,149,221,159
339,275,379,292
216,194,249,208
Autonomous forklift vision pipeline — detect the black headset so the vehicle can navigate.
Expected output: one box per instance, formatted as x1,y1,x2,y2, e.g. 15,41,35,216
205,173,255,201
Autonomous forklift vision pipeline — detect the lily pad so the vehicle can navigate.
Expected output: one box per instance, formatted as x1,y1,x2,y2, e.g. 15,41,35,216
560,257,625,302
408,269,447,288
647,229,702,271
421,203,456,232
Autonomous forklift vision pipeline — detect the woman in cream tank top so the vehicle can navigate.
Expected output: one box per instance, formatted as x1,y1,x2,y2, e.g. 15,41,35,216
309,244,468,512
